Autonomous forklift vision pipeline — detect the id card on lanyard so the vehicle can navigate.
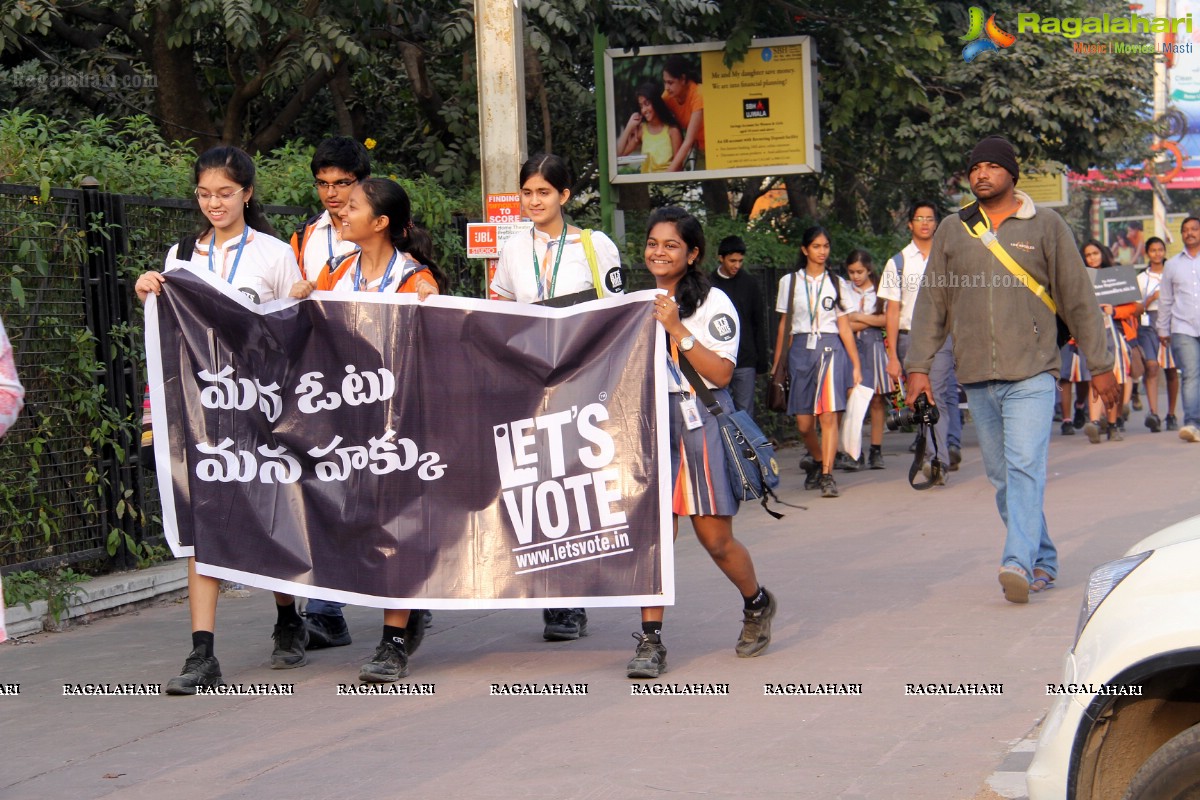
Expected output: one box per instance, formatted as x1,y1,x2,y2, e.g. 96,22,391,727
532,226,568,300
666,340,703,430
804,271,826,350
207,226,249,284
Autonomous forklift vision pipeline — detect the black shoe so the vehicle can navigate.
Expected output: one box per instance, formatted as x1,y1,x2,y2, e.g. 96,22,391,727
802,459,823,490
270,621,309,669
1146,413,1162,433
543,608,588,641
304,612,351,649
165,646,225,695
819,473,839,498
626,632,667,678
1116,416,1126,432
359,637,409,682
1166,414,1179,431
948,445,962,471
1132,390,1143,411
1073,404,1087,429
1060,421,1075,436
736,590,777,658
1083,420,1103,444
920,460,947,485
868,448,884,470
833,452,859,472
1107,424,1124,442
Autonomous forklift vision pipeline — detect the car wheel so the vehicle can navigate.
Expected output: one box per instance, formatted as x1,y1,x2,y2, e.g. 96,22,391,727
1121,721,1200,799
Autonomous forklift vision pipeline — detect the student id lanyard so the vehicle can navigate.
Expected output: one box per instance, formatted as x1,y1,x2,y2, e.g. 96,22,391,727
532,225,568,300
207,226,249,283
666,340,703,430
803,271,826,350
354,249,399,292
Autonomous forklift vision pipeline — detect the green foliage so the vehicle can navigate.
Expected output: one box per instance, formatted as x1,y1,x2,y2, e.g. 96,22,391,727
2,567,90,624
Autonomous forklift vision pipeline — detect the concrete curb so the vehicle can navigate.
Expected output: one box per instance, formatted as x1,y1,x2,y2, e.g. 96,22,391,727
4,560,188,638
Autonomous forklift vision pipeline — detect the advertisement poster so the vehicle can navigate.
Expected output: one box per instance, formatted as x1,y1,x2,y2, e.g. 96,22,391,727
604,36,819,184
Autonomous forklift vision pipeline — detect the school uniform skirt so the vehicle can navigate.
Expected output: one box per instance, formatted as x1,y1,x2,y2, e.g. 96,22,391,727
1139,313,1176,369
669,388,739,517
1059,342,1091,382
787,333,854,416
1106,318,1130,383
856,328,893,395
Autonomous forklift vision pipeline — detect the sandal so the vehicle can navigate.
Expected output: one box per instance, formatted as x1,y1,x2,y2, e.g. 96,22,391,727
1030,569,1055,593
998,564,1030,604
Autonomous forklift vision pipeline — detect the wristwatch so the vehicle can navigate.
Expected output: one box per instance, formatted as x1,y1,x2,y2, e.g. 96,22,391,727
679,335,696,352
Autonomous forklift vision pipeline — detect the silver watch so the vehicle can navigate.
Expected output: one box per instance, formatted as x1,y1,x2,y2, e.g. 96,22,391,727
679,335,696,352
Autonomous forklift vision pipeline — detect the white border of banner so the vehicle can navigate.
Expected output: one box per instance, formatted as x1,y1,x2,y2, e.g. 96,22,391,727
147,271,674,608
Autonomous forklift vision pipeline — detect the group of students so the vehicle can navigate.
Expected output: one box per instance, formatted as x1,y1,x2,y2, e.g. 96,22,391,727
1058,237,1180,443
136,142,776,690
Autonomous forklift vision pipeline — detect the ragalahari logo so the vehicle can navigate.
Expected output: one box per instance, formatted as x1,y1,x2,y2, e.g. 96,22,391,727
961,7,1016,61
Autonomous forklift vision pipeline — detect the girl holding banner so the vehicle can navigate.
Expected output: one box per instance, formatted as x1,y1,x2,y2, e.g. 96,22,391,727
135,146,307,694
634,206,777,679
289,177,446,683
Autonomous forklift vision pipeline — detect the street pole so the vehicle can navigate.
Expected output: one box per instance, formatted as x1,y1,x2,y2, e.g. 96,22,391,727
474,0,527,293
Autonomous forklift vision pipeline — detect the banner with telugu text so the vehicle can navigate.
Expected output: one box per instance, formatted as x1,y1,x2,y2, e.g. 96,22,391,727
146,269,672,609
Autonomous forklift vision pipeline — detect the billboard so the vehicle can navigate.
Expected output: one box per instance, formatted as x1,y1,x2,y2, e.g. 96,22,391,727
603,36,820,184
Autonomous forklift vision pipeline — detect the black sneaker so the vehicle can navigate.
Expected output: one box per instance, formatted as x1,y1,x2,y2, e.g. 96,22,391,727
1107,424,1124,442
270,621,309,669
626,632,667,678
304,612,351,649
736,589,777,658
1073,404,1087,429
359,637,409,682
948,445,962,471
543,608,588,641
1146,413,1162,433
833,452,859,472
165,645,225,695
868,448,884,470
1060,421,1075,436
802,459,823,490
1166,414,1179,431
819,473,839,498
1132,390,1143,411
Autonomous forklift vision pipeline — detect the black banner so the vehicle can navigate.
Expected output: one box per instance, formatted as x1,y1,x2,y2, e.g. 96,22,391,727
147,270,672,608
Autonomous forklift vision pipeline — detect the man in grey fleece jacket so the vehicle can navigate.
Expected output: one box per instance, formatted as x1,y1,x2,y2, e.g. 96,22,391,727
906,135,1120,604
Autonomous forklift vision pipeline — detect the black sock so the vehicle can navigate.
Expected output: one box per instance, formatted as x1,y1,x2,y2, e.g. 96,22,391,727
383,625,407,646
276,601,301,626
744,586,769,611
192,630,214,658
641,621,661,639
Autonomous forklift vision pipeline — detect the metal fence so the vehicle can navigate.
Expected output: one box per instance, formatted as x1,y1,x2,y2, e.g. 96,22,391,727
0,182,307,574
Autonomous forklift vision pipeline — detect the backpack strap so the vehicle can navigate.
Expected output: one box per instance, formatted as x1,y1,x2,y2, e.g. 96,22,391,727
580,229,603,298
316,251,359,292
291,212,324,263
177,235,197,262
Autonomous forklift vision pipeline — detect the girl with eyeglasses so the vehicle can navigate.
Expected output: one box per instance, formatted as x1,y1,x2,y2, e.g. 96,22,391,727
135,145,307,694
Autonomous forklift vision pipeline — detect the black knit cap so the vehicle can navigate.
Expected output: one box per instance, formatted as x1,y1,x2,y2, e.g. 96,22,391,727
968,135,1019,182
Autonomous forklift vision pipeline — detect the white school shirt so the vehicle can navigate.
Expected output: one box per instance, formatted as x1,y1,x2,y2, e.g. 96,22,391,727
668,288,741,392
165,227,301,305
491,229,623,303
775,271,850,335
297,210,359,282
1138,267,1164,325
877,241,928,331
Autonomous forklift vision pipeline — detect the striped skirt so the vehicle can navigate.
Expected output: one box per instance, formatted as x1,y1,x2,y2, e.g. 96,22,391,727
787,334,854,416
856,328,893,395
670,387,739,517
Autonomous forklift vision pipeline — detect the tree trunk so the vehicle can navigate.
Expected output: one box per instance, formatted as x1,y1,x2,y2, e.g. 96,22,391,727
148,2,217,149
524,42,552,153
329,60,361,138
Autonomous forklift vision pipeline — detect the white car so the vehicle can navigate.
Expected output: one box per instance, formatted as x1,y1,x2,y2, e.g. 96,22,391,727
1026,515,1200,799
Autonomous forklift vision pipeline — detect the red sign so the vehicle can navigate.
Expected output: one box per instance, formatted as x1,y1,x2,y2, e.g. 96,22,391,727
486,193,522,223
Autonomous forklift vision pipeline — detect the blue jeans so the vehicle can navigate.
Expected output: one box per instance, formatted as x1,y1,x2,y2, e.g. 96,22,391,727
728,367,757,418
305,600,345,616
962,372,1058,580
899,333,954,460
1171,333,1200,426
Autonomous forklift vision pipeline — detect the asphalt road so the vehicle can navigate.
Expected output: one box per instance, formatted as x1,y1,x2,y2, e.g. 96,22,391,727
3,409,1199,800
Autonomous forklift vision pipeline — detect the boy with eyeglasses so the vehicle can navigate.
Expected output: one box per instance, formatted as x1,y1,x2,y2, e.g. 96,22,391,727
291,137,372,281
